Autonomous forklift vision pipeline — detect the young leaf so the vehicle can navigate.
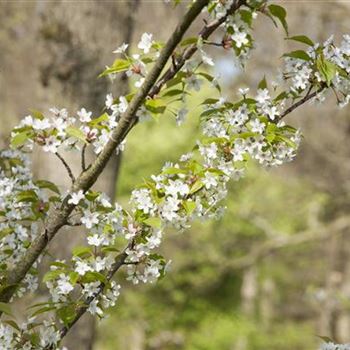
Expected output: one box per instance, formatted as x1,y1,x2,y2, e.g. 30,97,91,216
29,109,45,120
145,99,167,114
0,302,12,316
190,180,204,194
66,126,87,143
11,130,33,148
16,190,38,203
317,55,337,86
144,217,162,229
180,37,198,47
35,180,60,194
182,200,196,215
72,246,93,258
283,50,311,61
57,305,77,327
99,58,131,77
258,76,267,90
287,35,314,46
268,4,288,35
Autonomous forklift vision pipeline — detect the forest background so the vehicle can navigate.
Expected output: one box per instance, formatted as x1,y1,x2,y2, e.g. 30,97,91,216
1,1,350,349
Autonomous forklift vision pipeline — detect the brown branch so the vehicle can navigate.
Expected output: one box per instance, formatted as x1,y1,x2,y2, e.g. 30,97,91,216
55,152,75,183
0,0,209,309
81,144,87,171
278,85,326,121
148,0,246,98
226,216,350,271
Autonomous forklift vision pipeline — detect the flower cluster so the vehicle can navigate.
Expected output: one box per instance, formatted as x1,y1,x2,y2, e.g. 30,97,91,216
320,342,350,350
12,99,129,156
283,35,350,107
208,0,256,62
0,150,59,297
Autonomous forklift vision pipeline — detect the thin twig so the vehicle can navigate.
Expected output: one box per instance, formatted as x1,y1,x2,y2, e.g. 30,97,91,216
55,152,75,183
81,144,87,171
279,85,325,120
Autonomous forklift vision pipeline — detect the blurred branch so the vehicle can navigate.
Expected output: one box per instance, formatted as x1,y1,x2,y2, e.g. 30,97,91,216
226,216,350,271
55,152,75,183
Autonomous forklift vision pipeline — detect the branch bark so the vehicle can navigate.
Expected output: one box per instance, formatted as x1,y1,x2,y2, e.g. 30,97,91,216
279,85,326,121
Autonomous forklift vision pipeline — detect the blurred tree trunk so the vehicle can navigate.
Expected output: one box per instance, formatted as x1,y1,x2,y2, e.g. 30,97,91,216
0,1,139,348
319,231,342,337
336,228,350,341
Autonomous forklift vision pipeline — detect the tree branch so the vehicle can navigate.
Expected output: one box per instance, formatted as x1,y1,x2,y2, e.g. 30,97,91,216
226,216,350,271
74,0,210,192
148,0,246,98
55,152,75,183
278,85,326,121
0,0,209,308
81,144,87,171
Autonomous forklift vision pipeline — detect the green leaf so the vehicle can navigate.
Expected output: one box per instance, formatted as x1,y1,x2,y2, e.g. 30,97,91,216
43,270,63,283
189,180,204,194
162,167,188,175
11,130,33,148
198,72,214,82
180,37,198,47
316,335,334,343
4,320,20,331
57,305,76,327
317,55,337,86
198,72,220,92
16,190,38,203
99,58,131,77
66,126,87,143
85,191,100,201
275,135,297,149
69,271,80,285
72,246,92,258
31,305,56,317
258,76,267,90
201,98,219,106
268,4,288,35
88,113,108,127
161,89,186,98
283,50,311,61
29,109,45,120
145,99,166,114
287,35,314,46
0,227,14,240
49,261,69,269
182,200,196,215
35,180,60,194
82,271,107,284
274,91,289,102
239,9,253,27
144,217,162,229
0,302,12,316
165,72,186,89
